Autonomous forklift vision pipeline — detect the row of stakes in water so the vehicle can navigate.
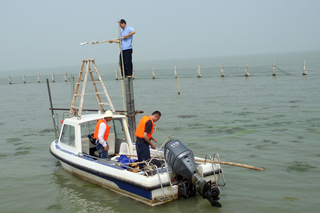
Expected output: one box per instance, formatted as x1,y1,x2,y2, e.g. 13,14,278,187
8,61,308,84
8,72,68,84
115,61,308,80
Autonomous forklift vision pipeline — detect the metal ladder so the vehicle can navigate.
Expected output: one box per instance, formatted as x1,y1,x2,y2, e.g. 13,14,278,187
69,59,115,118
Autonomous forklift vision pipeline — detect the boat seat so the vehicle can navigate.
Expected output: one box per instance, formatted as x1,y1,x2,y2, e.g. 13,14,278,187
119,142,129,155
108,133,115,155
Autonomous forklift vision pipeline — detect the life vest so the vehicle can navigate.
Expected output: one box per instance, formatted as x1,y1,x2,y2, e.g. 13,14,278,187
93,119,111,141
135,115,155,139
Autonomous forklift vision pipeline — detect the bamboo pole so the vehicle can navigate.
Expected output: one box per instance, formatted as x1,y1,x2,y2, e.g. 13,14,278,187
152,68,155,79
197,65,201,78
272,62,276,76
177,77,180,95
115,69,119,80
245,63,249,77
302,60,307,75
221,64,225,77
174,66,178,78
195,158,264,171
116,154,264,171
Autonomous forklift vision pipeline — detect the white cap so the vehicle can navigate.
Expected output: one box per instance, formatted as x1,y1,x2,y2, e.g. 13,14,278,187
102,110,114,118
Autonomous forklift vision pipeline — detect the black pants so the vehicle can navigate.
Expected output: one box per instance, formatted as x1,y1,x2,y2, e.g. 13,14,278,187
119,49,133,77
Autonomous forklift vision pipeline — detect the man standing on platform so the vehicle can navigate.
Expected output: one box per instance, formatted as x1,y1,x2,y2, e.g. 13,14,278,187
93,110,113,159
110,19,135,78
135,111,161,164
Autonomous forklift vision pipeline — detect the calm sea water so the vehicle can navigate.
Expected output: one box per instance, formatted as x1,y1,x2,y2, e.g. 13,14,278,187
0,51,319,212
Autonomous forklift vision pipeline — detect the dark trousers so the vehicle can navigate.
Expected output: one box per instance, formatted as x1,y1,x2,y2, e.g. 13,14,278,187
136,141,150,162
96,142,108,159
136,141,162,168
119,49,133,77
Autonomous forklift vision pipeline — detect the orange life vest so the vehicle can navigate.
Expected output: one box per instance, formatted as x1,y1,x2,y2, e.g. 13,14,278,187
93,119,111,141
135,115,155,139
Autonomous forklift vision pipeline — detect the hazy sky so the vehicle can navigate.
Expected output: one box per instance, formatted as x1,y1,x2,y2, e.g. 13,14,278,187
1,0,319,72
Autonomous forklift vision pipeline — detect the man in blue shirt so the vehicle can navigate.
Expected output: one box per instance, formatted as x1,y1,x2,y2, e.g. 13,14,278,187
110,19,135,78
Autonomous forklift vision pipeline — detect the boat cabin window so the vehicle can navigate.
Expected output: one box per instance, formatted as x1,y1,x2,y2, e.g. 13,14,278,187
113,119,125,139
80,120,115,137
80,120,98,137
60,124,75,147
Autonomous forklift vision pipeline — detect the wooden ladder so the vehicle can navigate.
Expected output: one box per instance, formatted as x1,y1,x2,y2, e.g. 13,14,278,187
69,59,115,118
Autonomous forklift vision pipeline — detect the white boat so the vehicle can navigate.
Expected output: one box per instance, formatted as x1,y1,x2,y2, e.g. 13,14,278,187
48,60,225,207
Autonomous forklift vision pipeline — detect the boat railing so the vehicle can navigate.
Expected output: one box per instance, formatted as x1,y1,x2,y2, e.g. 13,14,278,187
154,162,175,202
204,154,226,187
212,153,226,187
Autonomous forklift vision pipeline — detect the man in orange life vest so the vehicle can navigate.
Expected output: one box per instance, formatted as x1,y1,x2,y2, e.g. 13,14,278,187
135,111,161,163
93,110,113,159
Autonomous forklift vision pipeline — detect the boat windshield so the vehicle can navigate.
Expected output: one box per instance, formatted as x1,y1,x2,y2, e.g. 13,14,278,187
112,119,125,139
60,124,75,147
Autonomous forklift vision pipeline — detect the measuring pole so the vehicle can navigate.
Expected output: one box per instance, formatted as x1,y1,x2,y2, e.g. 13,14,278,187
118,21,137,142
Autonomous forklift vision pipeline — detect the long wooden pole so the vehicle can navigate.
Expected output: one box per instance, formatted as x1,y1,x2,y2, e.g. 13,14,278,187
195,158,264,171
46,79,58,139
115,154,264,171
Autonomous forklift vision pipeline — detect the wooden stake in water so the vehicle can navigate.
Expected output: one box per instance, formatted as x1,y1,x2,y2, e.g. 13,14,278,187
272,62,276,76
177,77,180,95
197,65,201,78
245,63,249,77
71,76,75,99
52,73,55,82
152,68,155,79
115,69,119,80
64,72,68,82
23,75,26,84
9,76,12,84
302,60,307,75
221,64,225,77
37,73,40,83
174,66,178,78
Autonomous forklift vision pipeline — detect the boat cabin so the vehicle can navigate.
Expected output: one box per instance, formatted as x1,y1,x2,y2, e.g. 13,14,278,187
58,113,133,158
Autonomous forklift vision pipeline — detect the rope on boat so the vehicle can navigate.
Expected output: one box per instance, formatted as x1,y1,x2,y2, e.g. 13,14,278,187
117,136,172,175
148,135,171,164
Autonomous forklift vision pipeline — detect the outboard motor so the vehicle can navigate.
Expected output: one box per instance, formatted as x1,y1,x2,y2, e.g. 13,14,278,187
164,139,221,207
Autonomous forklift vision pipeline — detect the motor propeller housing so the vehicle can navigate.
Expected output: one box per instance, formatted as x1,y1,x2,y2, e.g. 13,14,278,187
164,139,221,207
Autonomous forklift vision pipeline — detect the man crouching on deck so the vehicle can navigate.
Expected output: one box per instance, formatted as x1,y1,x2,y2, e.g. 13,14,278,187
94,110,113,159
135,111,161,165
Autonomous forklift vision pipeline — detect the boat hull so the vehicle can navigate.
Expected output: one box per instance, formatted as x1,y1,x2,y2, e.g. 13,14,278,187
50,141,178,206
